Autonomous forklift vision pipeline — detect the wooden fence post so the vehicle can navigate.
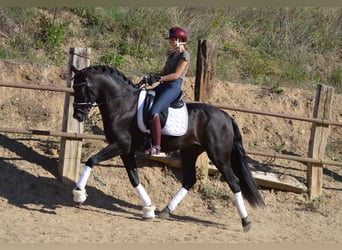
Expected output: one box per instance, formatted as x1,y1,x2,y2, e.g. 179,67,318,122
307,84,334,199
195,39,217,102
58,47,91,184
194,40,217,188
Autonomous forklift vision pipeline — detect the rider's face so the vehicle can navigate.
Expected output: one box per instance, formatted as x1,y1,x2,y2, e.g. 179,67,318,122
168,37,178,49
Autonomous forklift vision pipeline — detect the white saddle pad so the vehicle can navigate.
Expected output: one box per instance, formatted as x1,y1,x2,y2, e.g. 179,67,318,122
137,90,188,136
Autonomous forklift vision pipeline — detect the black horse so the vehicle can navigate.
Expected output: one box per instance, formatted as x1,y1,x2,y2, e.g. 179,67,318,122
71,65,265,232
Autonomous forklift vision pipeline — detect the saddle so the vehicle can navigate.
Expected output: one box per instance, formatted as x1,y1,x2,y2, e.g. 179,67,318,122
137,90,188,137
143,90,185,129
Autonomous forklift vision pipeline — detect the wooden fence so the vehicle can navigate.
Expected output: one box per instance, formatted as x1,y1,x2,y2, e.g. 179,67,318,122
0,46,341,200
193,40,341,199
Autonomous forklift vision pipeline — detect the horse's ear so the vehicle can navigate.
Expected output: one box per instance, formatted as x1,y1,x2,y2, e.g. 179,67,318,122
70,65,79,74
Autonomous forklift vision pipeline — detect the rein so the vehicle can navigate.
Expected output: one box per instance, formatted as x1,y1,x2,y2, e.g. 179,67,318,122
111,88,141,98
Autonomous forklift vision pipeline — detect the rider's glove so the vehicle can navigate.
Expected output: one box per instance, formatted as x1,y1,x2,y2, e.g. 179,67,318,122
143,74,161,85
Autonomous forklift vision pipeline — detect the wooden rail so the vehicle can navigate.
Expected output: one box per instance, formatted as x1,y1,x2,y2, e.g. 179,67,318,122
213,103,342,127
1,126,341,168
0,127,105,140
245,149,342,167
0,81,73,93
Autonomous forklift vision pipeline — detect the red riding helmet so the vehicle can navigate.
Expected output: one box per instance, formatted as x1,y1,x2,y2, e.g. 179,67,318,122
165,27,188,43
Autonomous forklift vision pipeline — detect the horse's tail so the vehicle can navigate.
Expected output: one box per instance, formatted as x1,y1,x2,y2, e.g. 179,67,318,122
231,118,265,208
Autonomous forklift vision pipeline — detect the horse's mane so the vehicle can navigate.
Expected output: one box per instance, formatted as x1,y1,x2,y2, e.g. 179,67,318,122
78,65,138,88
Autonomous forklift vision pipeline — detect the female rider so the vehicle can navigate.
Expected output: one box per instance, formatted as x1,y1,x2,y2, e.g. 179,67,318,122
145,26,190,156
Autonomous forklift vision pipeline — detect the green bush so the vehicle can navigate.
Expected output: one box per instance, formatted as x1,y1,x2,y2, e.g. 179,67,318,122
35,16,67,63
97,51,124,67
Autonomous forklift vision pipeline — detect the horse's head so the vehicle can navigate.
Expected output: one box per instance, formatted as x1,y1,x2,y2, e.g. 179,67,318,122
71,64,138,122
71,66,97,122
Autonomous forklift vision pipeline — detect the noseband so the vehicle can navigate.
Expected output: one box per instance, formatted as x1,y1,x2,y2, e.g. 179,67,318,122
72,80,98,114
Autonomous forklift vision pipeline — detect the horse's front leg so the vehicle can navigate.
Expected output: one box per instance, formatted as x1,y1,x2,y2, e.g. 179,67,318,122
73,143,120,206
121,153,156,219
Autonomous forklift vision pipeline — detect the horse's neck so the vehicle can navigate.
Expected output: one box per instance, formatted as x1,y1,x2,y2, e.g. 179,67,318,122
93,73,139,126
96,77,136,103
98,90,138,125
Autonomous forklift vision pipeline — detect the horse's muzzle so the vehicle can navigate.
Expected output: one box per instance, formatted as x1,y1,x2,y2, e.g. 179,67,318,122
73,109,87,122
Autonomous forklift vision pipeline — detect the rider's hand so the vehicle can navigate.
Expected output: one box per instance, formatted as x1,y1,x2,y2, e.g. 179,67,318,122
142,74,161,85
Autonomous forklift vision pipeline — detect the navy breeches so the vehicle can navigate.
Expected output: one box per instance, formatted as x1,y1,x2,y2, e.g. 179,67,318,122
148,78,182,120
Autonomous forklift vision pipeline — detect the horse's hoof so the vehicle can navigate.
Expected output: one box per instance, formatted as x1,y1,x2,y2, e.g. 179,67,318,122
242,217,252,232
159,206,171,219
74,202,83,208
73,188,87,206
143,205,156,219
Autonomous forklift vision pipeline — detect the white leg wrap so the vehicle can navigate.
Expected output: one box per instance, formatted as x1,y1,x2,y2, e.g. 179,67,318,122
76,165,92,190
234,191,248,219
73,188,87,204
168,187,188,212
135,184,155,219
135,184,152,207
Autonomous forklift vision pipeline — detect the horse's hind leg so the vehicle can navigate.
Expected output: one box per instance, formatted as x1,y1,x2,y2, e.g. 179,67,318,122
207,146,250,231
216,161,251,232
159,149,200,219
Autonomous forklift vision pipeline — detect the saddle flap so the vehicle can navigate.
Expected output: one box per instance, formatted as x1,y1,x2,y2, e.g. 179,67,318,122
143,90,156,127
143,90,185,129
137,90,188,137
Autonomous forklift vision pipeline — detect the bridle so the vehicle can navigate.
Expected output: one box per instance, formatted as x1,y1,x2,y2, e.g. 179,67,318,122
72,80,98,115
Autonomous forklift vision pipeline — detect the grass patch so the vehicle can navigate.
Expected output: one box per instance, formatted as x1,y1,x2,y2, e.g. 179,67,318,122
0,7,341,92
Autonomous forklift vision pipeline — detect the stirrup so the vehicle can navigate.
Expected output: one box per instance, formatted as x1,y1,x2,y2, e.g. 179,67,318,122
144,145,161,156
